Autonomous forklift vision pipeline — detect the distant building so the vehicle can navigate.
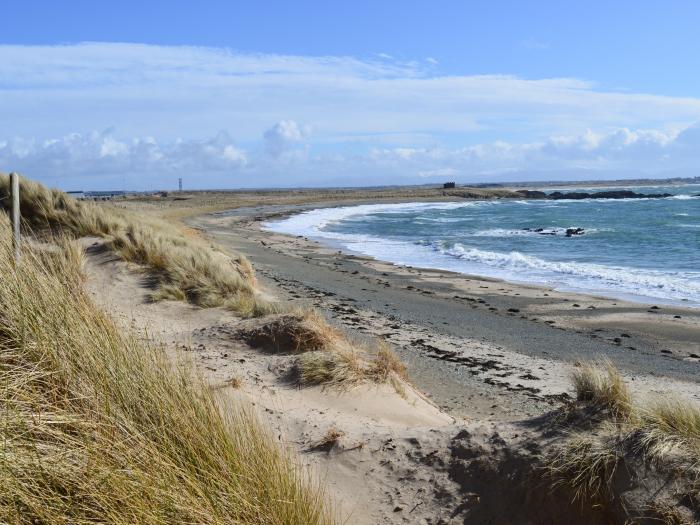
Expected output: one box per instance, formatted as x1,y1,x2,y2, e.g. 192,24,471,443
443,182,456,189
66,190,128,201
86,191,126,201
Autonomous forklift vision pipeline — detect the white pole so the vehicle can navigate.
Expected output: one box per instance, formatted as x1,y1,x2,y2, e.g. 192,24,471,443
10,172,20,264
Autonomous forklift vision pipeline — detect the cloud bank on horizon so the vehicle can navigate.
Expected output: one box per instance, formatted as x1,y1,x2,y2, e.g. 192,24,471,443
2,42,700,190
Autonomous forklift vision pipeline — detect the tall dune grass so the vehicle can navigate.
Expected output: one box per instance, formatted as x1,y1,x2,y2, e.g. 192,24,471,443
0,214,335,524
0,173,274,316
571,359,633,421
546,360,700,513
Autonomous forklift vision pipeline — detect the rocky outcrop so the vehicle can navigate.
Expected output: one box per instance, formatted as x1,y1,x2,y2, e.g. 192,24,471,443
549,190,673,199
515,189,673,200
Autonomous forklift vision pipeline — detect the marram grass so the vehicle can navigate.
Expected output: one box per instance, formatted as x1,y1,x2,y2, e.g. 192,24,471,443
0,213,335,524
546,360,700,511
0,173,275,316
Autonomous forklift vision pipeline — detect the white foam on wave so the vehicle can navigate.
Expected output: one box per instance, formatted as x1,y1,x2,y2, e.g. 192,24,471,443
264,201,488,239
264,202,700,306
433,243,700,304
669,194,696,200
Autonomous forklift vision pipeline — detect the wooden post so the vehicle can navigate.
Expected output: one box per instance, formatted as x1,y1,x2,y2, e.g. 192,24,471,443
10,172,20,264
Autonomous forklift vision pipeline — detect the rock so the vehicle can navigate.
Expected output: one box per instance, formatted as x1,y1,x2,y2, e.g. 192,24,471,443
515,189,548,199
547,190,673,200
565,228,585,237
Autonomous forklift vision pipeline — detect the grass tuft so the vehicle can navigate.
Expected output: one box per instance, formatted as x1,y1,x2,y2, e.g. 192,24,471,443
571,359,633,420
637,397,700,463
310,428,345,452
240,311,340,354
547,361,700,516
545,432,623,505
370,343,407,382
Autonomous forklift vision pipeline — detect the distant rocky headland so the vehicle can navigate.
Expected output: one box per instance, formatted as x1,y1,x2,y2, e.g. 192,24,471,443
515,189,673,200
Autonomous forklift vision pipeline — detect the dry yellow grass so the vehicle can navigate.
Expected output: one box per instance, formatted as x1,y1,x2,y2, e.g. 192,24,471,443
240,311,340,353
296,338,408,392
0,213,335,524
637,397,700,463
0,173,276,316
239,310,408,390
546,360,700,516
545,431,623,505
310,428,345,452
571,359,633,420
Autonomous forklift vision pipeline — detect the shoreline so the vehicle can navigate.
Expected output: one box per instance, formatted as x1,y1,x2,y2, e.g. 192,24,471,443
190,199,700,420
262,199,700,310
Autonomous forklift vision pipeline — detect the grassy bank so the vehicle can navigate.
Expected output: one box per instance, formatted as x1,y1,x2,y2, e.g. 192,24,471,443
0,212,335,524
0,174,409,393
0,174,274,316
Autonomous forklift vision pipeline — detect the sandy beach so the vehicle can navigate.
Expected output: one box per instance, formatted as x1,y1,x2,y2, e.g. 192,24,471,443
189,200,700,420
39,186,700,523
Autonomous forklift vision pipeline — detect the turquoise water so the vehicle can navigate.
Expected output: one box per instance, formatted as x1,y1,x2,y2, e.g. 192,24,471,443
266,185,700,306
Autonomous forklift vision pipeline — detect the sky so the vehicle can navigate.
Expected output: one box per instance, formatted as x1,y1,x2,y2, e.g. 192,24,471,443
2,1,700,190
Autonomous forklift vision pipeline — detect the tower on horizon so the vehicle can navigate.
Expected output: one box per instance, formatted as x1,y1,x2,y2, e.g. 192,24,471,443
178,178,183,192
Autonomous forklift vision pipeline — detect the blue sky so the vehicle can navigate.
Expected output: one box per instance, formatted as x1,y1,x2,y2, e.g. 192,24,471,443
2,1,700,190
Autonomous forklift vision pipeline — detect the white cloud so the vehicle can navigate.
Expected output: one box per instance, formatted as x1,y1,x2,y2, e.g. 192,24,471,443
4,124,699,190
2,42,700,144
0,129,247,185
263,120,309,157
2,43,700,188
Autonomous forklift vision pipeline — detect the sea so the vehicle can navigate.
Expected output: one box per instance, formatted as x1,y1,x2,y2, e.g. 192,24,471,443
264,185,700,307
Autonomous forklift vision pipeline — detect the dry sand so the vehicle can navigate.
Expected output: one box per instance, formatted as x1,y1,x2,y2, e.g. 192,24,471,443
83,194,700,523
190,204,700,416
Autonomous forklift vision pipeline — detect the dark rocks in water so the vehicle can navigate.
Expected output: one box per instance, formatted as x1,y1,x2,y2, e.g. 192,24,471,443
515,190,548,199
522,227,586,237
547,190,673,200
515,188,674,200
522,228,556,235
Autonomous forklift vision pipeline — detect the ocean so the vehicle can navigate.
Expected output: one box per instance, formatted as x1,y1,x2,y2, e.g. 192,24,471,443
264,185,700,307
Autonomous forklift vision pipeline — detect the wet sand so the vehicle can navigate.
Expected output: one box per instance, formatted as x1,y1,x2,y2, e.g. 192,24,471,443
189,201,700,420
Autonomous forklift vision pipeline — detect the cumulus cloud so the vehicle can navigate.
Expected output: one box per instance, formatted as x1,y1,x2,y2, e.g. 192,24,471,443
4,124,699,190
0,129,247,182
263,120,309,157
364,124,700,180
